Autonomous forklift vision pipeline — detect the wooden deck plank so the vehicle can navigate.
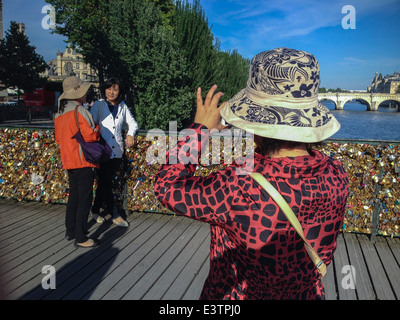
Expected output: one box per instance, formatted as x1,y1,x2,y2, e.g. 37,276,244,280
0,199,399,300
322,260,337,300
122,219,204,300
0,202,33,222
17,212,151,300
63,212,159,300
163,233,210,300
0,201,56,232
0,205,64,252
104,216,191,300
181,252,210,300
80,213,188,300
344,233,375,300
141,222,210,300
1,224,66,287
37,212,153,300
77,213,172,300
5,211,146,300
0,199,22,214
0,199,37,216
374,236,400,299
387,237,400,265
333,233,357,300
357,234,396,300
0,207,66,274
6,221,120,299
0,200,56,221
0,205,65,257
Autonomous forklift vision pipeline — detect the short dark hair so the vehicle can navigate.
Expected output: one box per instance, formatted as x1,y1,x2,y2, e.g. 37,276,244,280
101,77,125,104
255,136,319,156
58,99,68,114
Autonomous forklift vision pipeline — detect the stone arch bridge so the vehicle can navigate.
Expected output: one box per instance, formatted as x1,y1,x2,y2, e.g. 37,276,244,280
318,93,400,111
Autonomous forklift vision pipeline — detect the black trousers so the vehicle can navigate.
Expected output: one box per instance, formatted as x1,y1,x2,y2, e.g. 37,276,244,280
66,167,95,243
92,158,122,218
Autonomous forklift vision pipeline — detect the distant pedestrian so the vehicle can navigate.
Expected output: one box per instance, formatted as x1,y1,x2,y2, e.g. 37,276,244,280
90,77,138,227
55,76,100,248
155,48,349,299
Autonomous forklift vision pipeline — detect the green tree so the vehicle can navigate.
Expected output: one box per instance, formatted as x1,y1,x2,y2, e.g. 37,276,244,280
109,0,193,130
46,0,176,87
173,1,249,102
0,21,47,97
213,44,249,101
173,0,216,90
44,0,249,129
45,0,119,86
146,0,175,27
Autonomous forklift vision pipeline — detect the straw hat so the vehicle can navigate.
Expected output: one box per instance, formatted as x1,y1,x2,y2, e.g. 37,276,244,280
219,47,340,143
59,76,92,101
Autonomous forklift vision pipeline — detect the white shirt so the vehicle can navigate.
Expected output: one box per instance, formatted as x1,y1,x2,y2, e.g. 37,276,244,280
90,99,138,159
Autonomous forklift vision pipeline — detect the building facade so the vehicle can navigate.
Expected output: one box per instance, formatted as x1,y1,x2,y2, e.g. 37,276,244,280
45,46,98,83
368,71,400,94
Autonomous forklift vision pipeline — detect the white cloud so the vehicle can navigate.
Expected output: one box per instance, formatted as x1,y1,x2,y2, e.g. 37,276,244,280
341,56,400,68
343,57,369,64
212,0,398,40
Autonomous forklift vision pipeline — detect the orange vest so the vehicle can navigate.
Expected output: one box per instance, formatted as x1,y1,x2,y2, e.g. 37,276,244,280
55,100,100,170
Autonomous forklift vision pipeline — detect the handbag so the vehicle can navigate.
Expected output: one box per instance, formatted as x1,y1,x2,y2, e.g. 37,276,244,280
72,105,112,164
250,172,327,277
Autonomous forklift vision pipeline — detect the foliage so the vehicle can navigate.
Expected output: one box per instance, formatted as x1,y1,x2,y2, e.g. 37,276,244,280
45,0,117,86
329,88,350,93
172,0,249,113
320,87,351,93
173,0,216,90
109,0,193,130
213,46,249,101
0,22,47,95
145,0,175,27
45,0,250,130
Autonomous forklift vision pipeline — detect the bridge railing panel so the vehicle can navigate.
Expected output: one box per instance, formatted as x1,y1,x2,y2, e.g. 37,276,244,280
0,127,399,239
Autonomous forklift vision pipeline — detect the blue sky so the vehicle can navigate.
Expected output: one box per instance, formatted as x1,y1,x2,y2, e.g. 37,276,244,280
3,0,400,90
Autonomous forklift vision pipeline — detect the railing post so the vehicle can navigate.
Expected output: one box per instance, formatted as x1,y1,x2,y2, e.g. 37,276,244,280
371,168,383,243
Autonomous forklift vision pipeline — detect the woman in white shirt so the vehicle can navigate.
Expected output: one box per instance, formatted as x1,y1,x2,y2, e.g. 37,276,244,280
90,77,138,227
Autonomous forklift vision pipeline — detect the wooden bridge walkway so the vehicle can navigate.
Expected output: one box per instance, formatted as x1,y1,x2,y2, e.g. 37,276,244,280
0,199,399,300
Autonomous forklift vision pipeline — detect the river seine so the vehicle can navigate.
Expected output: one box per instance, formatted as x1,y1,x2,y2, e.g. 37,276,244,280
321,101,400,142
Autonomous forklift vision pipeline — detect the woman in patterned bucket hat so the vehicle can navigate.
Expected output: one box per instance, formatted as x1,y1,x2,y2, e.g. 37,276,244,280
220,47,340,143
155,48,349,299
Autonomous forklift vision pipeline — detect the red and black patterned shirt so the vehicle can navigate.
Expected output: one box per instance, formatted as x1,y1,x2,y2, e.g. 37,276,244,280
154,123,349,300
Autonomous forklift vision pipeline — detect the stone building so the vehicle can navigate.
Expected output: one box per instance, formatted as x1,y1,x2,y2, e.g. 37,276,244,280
45,46,98,83
368,71,400,94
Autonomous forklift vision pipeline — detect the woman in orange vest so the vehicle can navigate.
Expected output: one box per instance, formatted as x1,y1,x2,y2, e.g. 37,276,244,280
55,76,100,248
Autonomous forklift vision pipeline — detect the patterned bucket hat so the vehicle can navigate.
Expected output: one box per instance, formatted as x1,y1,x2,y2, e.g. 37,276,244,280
219,47,340,143
59,76,92,101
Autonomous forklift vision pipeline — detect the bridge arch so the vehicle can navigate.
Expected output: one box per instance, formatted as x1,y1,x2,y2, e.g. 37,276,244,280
318,93,400,111
319,98,337,109
376,99,400,110
372,95,400,112
341,98,370,111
